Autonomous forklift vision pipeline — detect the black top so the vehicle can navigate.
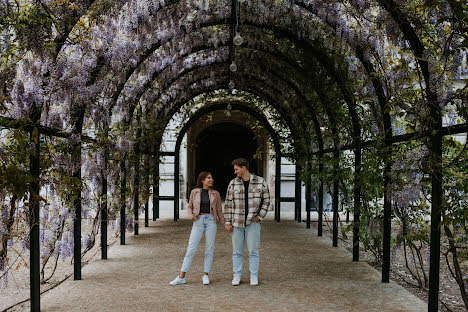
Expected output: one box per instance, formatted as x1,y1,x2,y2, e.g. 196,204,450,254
200,189,211,214
243,180,250,224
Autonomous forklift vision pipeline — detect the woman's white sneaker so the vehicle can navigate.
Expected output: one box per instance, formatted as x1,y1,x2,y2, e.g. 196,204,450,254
202,275,210,285
169,276,186,286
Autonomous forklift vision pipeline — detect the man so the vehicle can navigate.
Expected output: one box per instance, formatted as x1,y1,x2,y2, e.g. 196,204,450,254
224,158,270,286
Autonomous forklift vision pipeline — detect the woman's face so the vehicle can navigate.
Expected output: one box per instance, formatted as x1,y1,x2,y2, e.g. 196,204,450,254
202,174,214,188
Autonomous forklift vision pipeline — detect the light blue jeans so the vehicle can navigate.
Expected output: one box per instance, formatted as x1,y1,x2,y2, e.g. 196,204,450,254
232,221,261,277
181,214,217,273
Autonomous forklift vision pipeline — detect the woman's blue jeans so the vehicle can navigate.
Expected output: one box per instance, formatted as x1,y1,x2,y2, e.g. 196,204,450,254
181,214,217,273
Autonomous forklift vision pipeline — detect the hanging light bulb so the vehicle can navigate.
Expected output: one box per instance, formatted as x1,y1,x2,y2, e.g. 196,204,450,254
229,62,237,72
226,110,232,117
233,32,244,46
227,103,232,110
228,80,235,89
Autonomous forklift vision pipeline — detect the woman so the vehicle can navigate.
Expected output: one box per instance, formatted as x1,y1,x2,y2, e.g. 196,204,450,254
170,172,225,285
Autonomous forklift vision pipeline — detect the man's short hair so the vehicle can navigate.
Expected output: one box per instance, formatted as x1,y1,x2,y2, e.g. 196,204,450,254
232,158,249,170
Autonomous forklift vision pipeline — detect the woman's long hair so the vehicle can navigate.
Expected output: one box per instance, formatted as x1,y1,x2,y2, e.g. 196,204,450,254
196,171,213,188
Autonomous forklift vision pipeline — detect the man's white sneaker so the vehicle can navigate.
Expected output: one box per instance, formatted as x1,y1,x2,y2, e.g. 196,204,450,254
232,275,241,286
169,276,186,286
250,275,258,286
202,275,210,285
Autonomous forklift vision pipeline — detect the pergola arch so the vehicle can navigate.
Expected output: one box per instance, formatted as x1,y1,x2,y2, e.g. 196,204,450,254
114,27,358,150
3,1,466,311
106,33,352,136
162,90,301,148
159,74,313,151
155,77,311,156
64,10,386,224
83,11,378,280
84,0,408,291
54,0,391,133
153,53,328,137
23,0,434,156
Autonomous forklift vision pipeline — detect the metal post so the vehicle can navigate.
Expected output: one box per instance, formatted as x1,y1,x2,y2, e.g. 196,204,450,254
353,146,361,262
275,152,281,222
382,149,392,279
144,201,149,227
298,176,302,223
133,127,141,235
73,140,82,280
318,161,324,237
428,106,443,311
133,167,139,236
333,148,339,247
120,159,126,245
153,156,159,221
101,148,108,260
295,163,301,222
144,156,149,227
29,125,40,312
174,148,179,221
306,166,311,229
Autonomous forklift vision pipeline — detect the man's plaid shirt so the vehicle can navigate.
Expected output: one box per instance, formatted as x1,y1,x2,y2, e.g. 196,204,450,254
224,173,270,228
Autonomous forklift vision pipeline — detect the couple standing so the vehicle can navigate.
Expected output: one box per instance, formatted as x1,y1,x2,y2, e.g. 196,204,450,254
170,158,270,286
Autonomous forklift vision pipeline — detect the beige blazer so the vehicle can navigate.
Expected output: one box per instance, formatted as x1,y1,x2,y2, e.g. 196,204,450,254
187,188,225,225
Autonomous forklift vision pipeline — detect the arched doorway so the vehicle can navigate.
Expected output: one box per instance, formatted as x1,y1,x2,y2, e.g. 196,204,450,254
195,122,260,197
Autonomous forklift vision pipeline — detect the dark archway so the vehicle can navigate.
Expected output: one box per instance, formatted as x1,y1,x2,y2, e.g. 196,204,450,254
195,122,260,198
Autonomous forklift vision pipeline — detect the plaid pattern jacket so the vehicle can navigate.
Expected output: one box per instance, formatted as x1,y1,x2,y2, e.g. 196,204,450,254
224,173,270,228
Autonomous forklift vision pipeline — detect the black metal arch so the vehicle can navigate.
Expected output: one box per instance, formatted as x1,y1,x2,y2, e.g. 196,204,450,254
116,22,367,124
145,47,331,154
157,72,311,156
90,1,384,108
162,102,285,223
154,57,322,145
100,19,377,135
126,22,363,151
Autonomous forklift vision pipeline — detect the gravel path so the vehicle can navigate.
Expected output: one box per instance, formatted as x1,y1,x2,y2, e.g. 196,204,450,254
13,216,426,312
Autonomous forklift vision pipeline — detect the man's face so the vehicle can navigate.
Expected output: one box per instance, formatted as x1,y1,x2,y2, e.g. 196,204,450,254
234,165,245,178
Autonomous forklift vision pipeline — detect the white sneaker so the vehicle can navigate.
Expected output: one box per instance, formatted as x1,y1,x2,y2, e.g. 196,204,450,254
232,275,241,286
250,275,258,286
169,276,186,286
202,275,210,285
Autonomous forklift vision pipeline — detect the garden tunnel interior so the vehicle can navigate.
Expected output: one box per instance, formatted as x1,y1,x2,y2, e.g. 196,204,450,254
0,1,467,312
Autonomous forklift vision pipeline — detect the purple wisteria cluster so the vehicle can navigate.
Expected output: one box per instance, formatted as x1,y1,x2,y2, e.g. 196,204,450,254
388,145,429,209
